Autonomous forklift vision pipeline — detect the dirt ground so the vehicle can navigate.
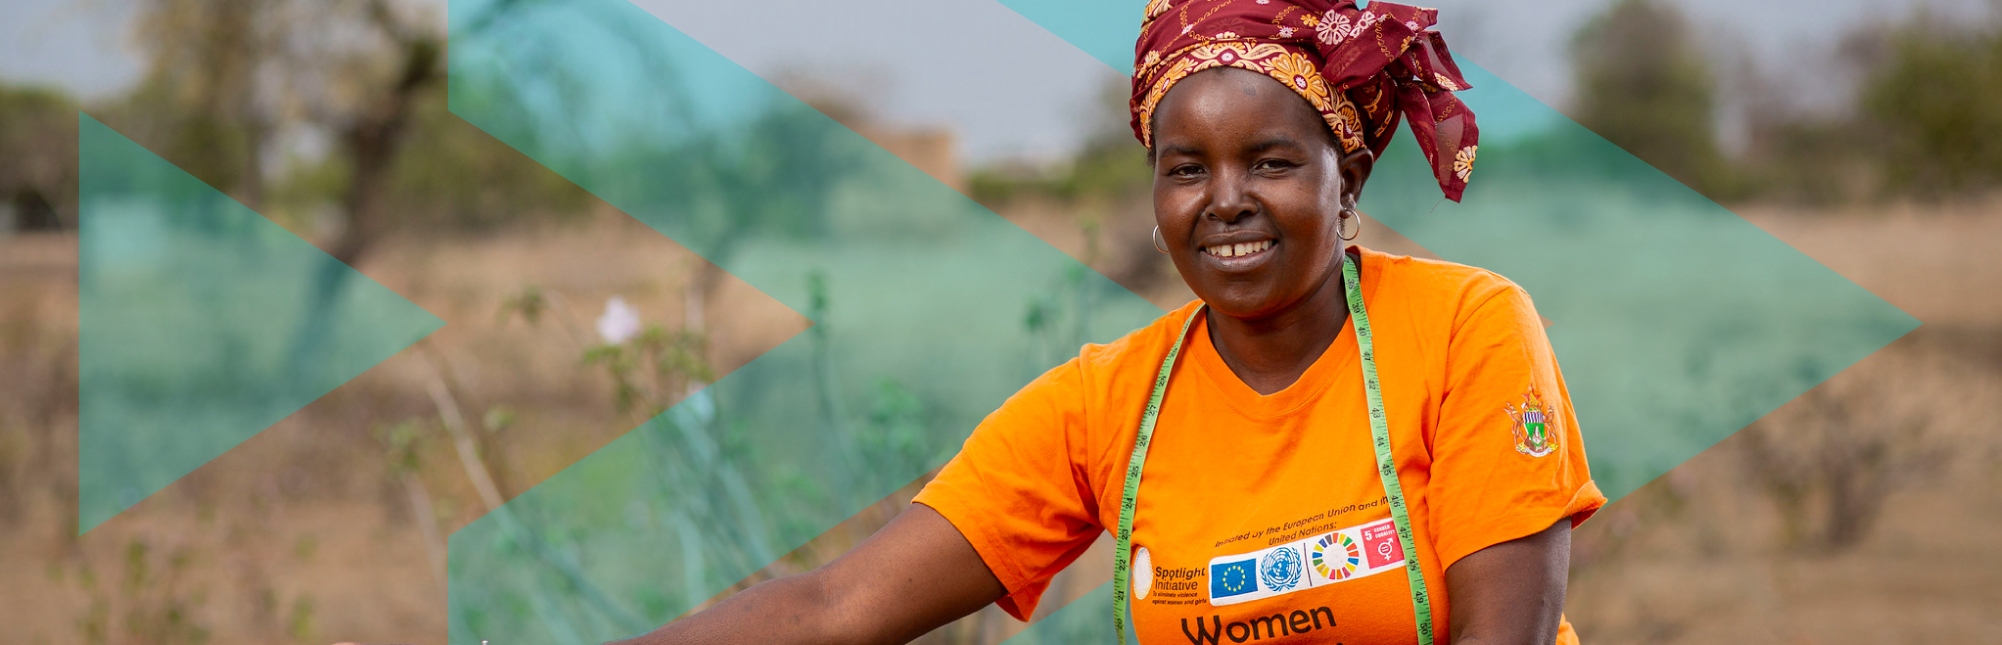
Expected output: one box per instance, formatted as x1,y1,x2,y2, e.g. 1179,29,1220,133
1561,201,2002,645
0,208,807,645
1,197,1997,645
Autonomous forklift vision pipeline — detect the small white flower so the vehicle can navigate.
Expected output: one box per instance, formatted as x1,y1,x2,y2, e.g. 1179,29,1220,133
596,296,642,344
1278,26,1295,38
1182,24,1194,35
1406,20,1420,31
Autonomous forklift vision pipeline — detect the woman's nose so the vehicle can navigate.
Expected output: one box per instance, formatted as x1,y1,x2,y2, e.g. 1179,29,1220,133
1206,174,1256,223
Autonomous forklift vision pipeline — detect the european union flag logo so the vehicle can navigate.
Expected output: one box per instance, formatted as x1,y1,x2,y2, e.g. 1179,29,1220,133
1211,558,1259,599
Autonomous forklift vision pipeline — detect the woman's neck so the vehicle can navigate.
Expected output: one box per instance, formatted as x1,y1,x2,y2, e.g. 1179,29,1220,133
1205,255,1352,396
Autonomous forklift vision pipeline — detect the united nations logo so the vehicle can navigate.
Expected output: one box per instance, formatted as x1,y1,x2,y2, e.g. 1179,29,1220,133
1504,386,1559,458
1259,546,1302,591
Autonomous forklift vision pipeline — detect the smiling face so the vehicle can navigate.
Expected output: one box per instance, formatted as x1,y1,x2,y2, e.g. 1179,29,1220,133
1150,66,1373,321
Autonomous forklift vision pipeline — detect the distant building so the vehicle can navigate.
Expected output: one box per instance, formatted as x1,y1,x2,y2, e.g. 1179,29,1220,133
776,74,966,194
851,124,964,194
0,87,76,234
1,188,63,233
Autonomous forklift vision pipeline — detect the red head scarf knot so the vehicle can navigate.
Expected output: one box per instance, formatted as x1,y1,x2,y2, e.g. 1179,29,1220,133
1131,0,1480,201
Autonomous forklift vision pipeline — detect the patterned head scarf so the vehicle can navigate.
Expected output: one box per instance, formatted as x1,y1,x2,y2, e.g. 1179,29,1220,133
1132,0,1479,201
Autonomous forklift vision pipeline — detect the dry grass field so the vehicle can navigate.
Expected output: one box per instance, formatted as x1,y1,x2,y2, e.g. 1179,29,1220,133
1562,201,2002,645
0,208,806,645
0,197,1996,644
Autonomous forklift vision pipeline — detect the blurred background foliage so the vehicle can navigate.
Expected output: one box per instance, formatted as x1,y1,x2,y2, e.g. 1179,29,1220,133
1856,10,2002,195
1568,0,1731,197
6,0,2002,239
962,0,2002,211
1,0,596,243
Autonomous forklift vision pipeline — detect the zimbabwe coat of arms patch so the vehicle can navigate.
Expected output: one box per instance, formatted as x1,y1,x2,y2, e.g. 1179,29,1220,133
1504,386,1559,458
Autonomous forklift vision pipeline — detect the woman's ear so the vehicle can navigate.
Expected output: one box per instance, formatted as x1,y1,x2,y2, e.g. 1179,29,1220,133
1339,147,1375,208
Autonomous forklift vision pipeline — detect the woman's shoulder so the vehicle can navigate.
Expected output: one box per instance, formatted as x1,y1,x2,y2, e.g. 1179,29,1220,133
1364,247,1533,320
1075,299,1205,374
982,302,1199,465
1041,298,1209,410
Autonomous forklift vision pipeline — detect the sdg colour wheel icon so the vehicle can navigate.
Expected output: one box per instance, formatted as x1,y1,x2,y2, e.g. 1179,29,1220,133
1311,533,1362,580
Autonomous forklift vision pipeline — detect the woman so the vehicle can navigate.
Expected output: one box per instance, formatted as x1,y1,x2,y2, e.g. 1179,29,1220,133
619,1,1602,643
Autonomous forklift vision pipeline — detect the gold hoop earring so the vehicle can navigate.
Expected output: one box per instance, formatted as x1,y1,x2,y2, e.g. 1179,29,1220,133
1339,208,1363,242
1153,226,1169,253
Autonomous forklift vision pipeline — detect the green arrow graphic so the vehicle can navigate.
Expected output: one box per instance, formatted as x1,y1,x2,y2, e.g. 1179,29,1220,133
77,114,445,534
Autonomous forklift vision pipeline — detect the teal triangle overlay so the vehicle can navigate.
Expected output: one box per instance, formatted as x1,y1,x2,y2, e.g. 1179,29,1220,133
1009,583,1131,645
992,0,1144,72
446,0,1163,642
1362,61,1919,500
77,114,445,534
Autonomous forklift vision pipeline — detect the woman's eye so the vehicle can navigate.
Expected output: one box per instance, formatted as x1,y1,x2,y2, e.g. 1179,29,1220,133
1169,165,1204,179
1255,159,1296,172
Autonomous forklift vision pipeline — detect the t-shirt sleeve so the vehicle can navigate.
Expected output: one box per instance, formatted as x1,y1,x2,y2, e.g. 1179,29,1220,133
1426,280,1606,571
912,357,1104,620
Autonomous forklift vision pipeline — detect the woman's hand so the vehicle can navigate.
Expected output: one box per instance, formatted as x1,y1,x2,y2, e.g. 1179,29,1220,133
1444,517,1572,645
609,503,1004,645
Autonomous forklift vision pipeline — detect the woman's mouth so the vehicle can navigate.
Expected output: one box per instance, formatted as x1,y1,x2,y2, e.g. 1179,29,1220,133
1203,239,1274,259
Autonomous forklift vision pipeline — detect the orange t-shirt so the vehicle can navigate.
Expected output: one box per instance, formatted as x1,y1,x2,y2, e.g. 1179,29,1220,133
914,247,1606,644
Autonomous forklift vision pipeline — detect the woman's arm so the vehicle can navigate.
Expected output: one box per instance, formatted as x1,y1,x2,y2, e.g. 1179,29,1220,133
611,503,1005,645
1444,517,1571,645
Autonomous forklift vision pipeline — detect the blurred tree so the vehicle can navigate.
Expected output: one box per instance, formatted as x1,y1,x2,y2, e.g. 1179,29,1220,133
269,0,448,374
104,0,599,373
678,98,858,333
967,73,1148,207
1737,348,1961,552
1740,117,1868,205
0,86,76,231
1857,12,2002,197
1062,72,1154,202
95,0,446,376
382,86,592,235
451,3,870,333
96,0,598,241
117,0,270,208
1569,0,1727,195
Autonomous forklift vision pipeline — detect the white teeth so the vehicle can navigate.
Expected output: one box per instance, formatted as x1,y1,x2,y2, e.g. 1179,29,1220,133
1205,240,1272,258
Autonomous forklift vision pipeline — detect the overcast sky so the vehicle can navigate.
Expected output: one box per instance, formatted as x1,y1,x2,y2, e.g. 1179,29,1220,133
2,0,1991,164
